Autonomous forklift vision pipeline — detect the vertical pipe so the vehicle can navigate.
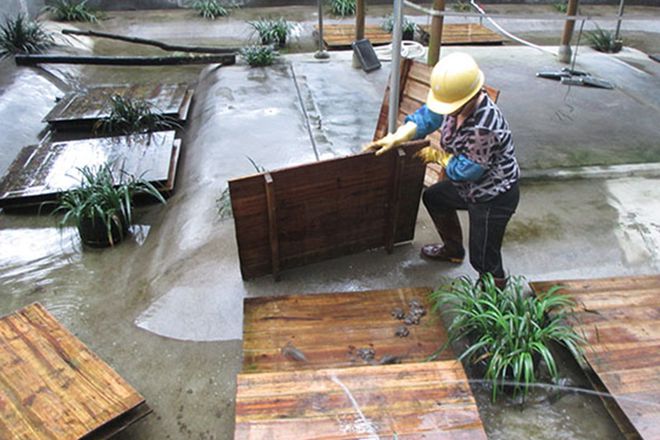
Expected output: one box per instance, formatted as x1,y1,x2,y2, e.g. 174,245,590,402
558,0,579,63
356,0,365,41
388,0,404,133
314,0,329,59
427,0,445,66
614,0,625,42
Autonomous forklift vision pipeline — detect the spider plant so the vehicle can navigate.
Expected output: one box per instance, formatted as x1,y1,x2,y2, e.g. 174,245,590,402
554,1,568,13
381,14,417,40
190,0,230,20
240,45,277,67
330,0,356,17
55,165,165,247
248,18,291,48
585,26,623,53
216,156,267,219
430,274,584,401
452,0,472,12
45,0,100,22
0,14,53,58
94,94,180,135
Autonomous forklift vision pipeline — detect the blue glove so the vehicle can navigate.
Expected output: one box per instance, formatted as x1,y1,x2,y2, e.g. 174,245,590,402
446,154,486,182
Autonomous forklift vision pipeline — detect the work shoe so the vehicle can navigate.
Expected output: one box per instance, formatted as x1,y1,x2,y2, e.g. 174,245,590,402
421,243,465,263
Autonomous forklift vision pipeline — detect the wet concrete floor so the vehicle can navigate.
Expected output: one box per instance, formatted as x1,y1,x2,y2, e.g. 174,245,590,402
1,6,660,440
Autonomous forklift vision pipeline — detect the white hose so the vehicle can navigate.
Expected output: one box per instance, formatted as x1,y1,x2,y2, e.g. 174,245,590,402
375,40,426,62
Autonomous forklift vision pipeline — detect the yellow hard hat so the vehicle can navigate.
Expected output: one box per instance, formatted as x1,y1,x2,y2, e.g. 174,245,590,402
426,52,485,115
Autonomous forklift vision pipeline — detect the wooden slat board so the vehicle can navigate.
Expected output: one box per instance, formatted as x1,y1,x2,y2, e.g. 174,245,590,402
44,83,194,131
374,59,499,188
235,361,487,439
0,131,180,209
229,141,428,280
0,303,147,440
529,275,660,440
418,23,506,45
315,24,394,48
242,287,452,374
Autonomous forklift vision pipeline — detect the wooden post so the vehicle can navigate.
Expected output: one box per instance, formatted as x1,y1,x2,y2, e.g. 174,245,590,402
264,173,281,281
385,149,407,254
558,0,580,63
356,0,365,41
427,0,445,66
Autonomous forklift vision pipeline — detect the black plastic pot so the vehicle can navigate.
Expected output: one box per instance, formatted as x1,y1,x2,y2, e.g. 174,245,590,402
78,214,129,248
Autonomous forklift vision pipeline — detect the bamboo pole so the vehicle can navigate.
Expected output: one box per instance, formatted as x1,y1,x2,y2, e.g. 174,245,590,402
15,54,236,66
559,0,580,63
352,0,366,68
427,0,445,66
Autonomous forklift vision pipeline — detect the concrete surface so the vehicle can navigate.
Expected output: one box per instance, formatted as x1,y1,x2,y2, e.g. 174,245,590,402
1,5,660,440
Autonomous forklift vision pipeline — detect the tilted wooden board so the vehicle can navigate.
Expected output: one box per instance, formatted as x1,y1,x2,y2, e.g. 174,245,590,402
229,141,428,280
242,287,453,374
530,275,660,440
0,303,147,440
44,83,193,131
0,131,180,208
374,59,499,187
315,24,395,48
235,361,487,439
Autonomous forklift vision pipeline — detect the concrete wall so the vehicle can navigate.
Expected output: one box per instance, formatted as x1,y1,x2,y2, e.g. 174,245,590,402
0,0,45,19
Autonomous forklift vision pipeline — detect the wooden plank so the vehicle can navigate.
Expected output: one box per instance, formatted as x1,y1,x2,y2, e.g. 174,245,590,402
0,303,146,440
264,173,281,281
242,287,452,374
229,140,428,280
235,361,487,439
0,131,178,209
418,23,506,45
44,84,194,131
384,149,406,254
316,24,394,49
529,275,660,440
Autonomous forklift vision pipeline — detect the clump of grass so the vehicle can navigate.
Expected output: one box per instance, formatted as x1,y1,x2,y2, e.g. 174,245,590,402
452,0,472,12
0,14,53,58
330,0,356,17
585,26,623,53
554,1,568,13
381,14,417,38
216,157,267,219
45,0,100,22
240,45,277,67
430,274,584,401
190,0,230,20
248,17,291,48
94,95,180,135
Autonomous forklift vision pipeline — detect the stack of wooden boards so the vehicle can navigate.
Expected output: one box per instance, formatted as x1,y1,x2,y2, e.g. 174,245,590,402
235,287,488,439
0,83,192,209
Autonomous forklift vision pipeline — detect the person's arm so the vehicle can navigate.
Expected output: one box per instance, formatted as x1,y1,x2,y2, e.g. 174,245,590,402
404,105,443,139
445,128,497,182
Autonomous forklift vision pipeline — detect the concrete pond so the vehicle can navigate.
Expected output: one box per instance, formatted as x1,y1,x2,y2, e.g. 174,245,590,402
1,5,660,440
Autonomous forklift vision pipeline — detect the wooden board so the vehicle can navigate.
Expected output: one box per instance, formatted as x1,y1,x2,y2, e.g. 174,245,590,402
242,287,452,374
235,361,487,439
418,23,506,45
44,83,194,131
0,303,148,440
373,59,499,188
529,275,660,440
229,140,428,280
0,131,180,209
315,24,394,49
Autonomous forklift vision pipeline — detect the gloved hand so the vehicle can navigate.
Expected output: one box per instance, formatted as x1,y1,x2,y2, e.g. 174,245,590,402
415,146,453,167
363,122,417,156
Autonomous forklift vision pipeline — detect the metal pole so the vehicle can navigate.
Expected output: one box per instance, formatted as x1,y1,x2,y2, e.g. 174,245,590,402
388,0,404,133
314,0,329,59
427,0,445,66
614,0,625,41
353,0,366,67
558,0,579,63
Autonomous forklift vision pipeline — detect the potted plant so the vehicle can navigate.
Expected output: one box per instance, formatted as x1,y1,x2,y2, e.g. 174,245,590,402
55,165,166,247
330,0,356,17
381,14,417,41
430,274,584,401
189,0,231,20
239,45,277,67
248,18,291,48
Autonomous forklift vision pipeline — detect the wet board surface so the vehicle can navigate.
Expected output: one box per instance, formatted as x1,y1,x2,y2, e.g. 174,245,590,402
316,24,394,49
0,131,180,209
530,275,660,440
229,140,428,280
235,361,487,440
374,59,499,187
419,23,506,45
0,303,148,440
242,287,452,373
44,83,193,131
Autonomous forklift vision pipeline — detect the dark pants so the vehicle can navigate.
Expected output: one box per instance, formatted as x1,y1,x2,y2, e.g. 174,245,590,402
422,181,519,278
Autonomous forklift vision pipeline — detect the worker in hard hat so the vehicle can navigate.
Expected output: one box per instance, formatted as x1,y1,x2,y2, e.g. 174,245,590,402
365,52,520,287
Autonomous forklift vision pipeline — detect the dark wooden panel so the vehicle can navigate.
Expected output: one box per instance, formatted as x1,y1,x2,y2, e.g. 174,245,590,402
235,361,487,440
530,275,660,440
0,131,178,209
242,287,452,373
229,141,428,280
0,303,145,440
44,83,193,131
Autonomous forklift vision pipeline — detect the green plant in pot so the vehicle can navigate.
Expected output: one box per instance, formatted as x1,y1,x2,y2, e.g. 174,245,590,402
248,18,291,48
381,14,417,41
430,274,584,401
55,165,166,248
